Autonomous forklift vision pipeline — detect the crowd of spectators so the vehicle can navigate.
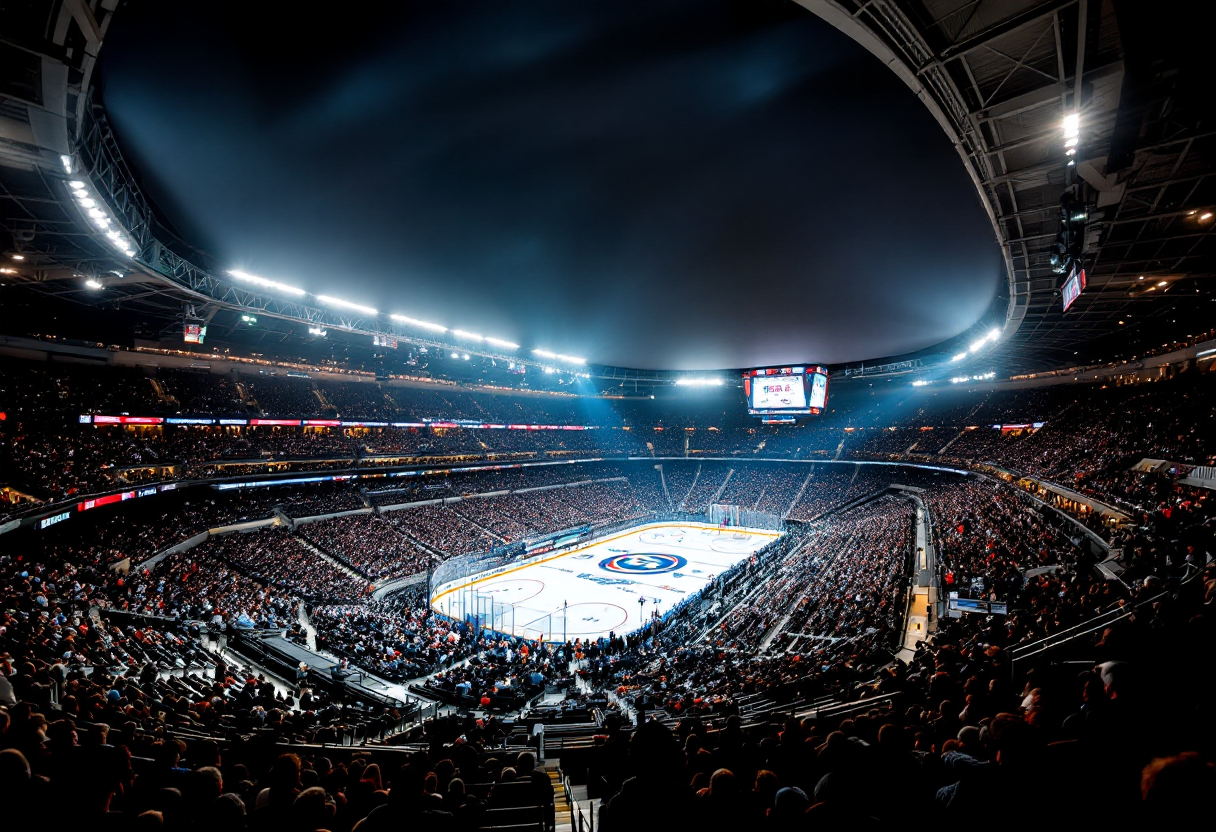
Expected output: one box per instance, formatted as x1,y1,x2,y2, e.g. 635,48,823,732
0,358,161,417
924,480,1087,616
243,374,325,415
419,635,562,710
679,464,733,513
4,359,1215,812
707,521,854,655
298,516,433,581
0,458,1211,830
388,504,498,558
9,369,1209,520
311,595,468,681
786,466,889,520
3,428,142,497
274,485,368,518
196,530,369,605
114,549,299,629
159,369,245,414
564,503,1211,832
318,381,397,420
778,497,912,644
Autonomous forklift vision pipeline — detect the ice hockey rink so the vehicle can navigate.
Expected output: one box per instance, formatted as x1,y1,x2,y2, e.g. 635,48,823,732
431,522,781,643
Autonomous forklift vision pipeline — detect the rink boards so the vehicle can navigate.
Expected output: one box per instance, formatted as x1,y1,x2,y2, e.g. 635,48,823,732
430,521,780,642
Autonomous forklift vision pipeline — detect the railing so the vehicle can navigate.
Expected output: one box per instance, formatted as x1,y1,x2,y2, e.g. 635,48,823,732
1009,564,1203,669
345,701,441,746
561,770,596,832
794,691,903,721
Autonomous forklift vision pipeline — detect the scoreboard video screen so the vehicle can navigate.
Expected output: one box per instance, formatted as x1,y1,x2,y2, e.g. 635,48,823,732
1061,265,1086,312
744,365,829,416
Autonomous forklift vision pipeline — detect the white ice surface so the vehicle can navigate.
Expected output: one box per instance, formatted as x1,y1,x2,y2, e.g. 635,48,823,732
431,522,779,642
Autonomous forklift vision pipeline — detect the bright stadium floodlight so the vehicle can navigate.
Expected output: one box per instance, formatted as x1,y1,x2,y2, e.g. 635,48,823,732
484,336,519,349
308,326,327,337
228,269,307,296
452,329,483,341
68,180,84,189
1062,113,1080,153
533,348,586,364
676,378,724,387
85,279,103,289
60,155,72,173
78,197,95,208
968,328,1002,354
390,314,447,333
317,294,377,315
912,379,930,387
952,352,968,362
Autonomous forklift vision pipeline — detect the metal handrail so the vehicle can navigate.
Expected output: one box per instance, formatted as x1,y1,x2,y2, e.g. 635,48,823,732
793,691,902,721
1008,602,1141,660
1010,564,1202,666
560,770,595,832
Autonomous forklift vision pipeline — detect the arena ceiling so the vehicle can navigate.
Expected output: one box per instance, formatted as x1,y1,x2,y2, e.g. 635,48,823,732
796,0,1216,372
0,0,1212,381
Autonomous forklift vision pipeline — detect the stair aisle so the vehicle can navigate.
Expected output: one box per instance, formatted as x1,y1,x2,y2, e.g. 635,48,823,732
550,768,574,832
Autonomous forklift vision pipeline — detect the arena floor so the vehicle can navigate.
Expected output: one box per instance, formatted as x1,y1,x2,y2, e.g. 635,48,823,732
430,522,781,643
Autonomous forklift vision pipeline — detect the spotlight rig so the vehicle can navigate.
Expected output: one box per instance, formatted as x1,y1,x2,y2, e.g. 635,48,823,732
1049,188,1089,276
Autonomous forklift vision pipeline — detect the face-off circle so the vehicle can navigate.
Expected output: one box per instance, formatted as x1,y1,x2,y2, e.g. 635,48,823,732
599,553,687,574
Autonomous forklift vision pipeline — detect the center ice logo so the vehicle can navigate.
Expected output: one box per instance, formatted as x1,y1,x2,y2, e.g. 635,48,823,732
599,553,687,574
